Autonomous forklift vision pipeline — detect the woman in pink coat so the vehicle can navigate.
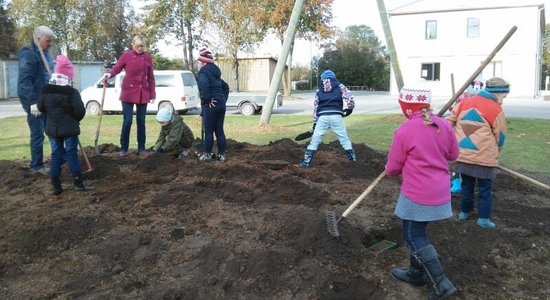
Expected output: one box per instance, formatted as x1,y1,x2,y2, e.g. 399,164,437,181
105,36,156,156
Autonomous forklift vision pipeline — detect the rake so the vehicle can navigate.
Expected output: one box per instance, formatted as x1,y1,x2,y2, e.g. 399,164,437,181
326,171,386,237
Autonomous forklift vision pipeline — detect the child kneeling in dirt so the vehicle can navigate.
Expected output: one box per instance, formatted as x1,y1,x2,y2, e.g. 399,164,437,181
385,86,459,299
152,108,194,159
37,55,94,195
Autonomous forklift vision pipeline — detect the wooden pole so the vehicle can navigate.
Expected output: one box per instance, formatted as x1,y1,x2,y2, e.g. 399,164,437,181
497,166,549,191
436,26,517,116
376,0,404,91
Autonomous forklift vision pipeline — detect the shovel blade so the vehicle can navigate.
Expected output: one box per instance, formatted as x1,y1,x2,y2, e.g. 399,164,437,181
325,210,341,237
295,131,313,141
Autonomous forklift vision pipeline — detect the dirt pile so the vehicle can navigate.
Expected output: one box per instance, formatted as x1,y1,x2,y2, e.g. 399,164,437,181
0,139,549,299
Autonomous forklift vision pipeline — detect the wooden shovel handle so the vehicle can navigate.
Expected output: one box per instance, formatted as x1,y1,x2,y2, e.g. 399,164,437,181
342,171,386,218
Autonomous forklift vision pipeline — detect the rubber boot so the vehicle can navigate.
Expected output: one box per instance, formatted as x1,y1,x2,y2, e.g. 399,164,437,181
299,150,315,168
414,245,457,300
390,255,428,287
345,149,356,161
477,218,496,228
51,176,63,196
73,173,94,192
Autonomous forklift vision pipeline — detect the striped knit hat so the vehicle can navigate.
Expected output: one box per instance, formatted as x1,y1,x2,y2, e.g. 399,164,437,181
484,77,510,94
198,48,214,64
398,86,431,118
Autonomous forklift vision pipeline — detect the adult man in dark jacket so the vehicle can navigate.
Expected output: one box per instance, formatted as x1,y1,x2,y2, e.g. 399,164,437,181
17,25,54,175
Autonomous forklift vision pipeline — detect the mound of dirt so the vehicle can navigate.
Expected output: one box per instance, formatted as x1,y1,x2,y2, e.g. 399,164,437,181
0,139,548,299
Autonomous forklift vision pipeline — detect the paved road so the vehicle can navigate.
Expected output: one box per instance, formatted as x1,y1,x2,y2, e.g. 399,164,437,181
2,91,550,119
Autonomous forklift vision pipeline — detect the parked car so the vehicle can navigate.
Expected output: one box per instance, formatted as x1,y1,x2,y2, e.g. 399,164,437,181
226,92,284,116
81,70,200,115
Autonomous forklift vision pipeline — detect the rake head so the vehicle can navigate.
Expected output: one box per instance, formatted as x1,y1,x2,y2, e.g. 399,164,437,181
325,210,342,237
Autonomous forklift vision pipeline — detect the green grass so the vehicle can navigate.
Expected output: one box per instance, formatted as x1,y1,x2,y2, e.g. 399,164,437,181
1,114,549,176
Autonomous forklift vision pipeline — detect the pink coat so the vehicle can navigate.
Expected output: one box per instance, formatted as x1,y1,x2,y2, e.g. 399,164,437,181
385,113,459,205
109,50,156,104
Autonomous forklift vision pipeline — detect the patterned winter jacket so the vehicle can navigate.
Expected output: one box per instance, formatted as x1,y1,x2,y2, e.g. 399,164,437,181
447,90,506,167
312,78,354,123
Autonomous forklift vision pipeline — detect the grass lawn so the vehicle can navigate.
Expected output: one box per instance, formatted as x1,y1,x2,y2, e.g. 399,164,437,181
1,114,549,177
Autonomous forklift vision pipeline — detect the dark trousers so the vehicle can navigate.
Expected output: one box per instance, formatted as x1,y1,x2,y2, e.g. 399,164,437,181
202,104,226,154
121,102,147,152
25,109,48,170
402,220,430,252
50,136,81,178
460,173,493,218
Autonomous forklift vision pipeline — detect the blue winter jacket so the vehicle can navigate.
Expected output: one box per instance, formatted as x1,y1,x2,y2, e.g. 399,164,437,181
198,63,225,105
17,42,53,108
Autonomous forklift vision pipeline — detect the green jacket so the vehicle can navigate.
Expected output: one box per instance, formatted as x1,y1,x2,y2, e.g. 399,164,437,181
153,114,194,152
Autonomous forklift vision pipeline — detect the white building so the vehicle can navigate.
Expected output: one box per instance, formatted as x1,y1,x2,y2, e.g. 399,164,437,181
387,0,545,98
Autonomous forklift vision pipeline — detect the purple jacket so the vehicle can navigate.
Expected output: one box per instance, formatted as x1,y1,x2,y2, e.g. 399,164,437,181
385,113,459,205
108,50,156,104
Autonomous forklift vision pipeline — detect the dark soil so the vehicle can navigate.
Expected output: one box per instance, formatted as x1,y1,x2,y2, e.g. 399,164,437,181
0,139,549,299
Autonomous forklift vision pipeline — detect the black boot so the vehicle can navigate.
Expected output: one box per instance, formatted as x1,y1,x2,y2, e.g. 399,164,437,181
73,173,94,192
415,245,457,300
391,255,428,286
345,149,357,161
299,149,315,168
51,176,63,196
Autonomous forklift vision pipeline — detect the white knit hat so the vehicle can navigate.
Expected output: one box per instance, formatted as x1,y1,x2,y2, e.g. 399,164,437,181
156,108,172,122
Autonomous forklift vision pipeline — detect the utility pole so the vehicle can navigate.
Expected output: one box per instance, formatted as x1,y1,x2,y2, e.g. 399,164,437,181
259,0,304,125
376,0,404,91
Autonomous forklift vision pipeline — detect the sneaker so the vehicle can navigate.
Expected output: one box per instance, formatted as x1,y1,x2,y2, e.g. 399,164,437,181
118,150,128,157
198,153,212,161
31,166,50,176
218,153,227,162
458,212,470,221
177,149,189,159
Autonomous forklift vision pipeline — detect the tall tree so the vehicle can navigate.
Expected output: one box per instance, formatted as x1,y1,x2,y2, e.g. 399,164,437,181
0,0,17,58
318,25,390,91
200,0,266,92
257,0,334,95
542,24,550,89
9,0,137,61
141,0,200,73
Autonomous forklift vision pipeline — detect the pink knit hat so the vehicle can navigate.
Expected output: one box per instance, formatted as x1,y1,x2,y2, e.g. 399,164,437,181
55,55,74,79
197,48,214,64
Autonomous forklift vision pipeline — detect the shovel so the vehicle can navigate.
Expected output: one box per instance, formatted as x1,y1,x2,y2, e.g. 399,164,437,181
295,122,316,141
326,171,386,237
79,140,93,173
194,115,205,154
94,80,107,154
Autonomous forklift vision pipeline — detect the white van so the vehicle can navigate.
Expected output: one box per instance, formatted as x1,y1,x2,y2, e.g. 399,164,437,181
81,70,200,115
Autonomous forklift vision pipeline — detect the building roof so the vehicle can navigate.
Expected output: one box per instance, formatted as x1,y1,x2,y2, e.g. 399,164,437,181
388,0,545,16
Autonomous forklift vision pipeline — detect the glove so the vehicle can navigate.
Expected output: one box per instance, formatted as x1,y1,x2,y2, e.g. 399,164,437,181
155,147,165,153
344,108,353,117
30,104,41,117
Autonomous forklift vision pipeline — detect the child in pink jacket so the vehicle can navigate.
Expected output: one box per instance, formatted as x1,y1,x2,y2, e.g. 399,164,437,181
385,86,459,300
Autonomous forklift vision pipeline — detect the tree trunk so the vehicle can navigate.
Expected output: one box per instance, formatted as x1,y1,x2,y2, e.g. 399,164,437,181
185,20,196,75
232,53,240,92
280,39,290,96
179,16,189,70
285,42,294,96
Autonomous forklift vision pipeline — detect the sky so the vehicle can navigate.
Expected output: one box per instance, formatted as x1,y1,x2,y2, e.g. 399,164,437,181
142,0,550,65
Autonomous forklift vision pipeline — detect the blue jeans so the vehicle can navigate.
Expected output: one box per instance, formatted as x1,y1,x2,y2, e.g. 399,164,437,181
307,114,352,151
25,108,48,170
121,102,147,152
50,136,81,178
202,103,226,154
402,220,430,252
460,173,493,218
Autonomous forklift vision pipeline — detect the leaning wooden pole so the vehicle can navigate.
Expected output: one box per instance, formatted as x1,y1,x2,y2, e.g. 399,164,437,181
436,26,517,116
497,166,550,191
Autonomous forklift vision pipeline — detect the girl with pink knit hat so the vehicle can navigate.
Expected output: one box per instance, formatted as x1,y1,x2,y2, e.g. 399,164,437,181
385,86,459,299
37,55,94,195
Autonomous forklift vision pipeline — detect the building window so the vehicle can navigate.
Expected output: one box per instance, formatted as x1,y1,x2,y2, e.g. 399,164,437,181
425,20,437,39
467,18,480,38
421,63,440,81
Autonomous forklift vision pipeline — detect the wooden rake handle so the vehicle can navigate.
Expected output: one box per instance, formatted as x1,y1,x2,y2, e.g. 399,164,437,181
341,170,386,218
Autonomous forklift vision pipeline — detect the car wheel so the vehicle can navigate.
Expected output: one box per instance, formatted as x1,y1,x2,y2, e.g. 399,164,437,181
86,101,100,116
240,102,256,116
255,106,263,114
158,101,174,113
